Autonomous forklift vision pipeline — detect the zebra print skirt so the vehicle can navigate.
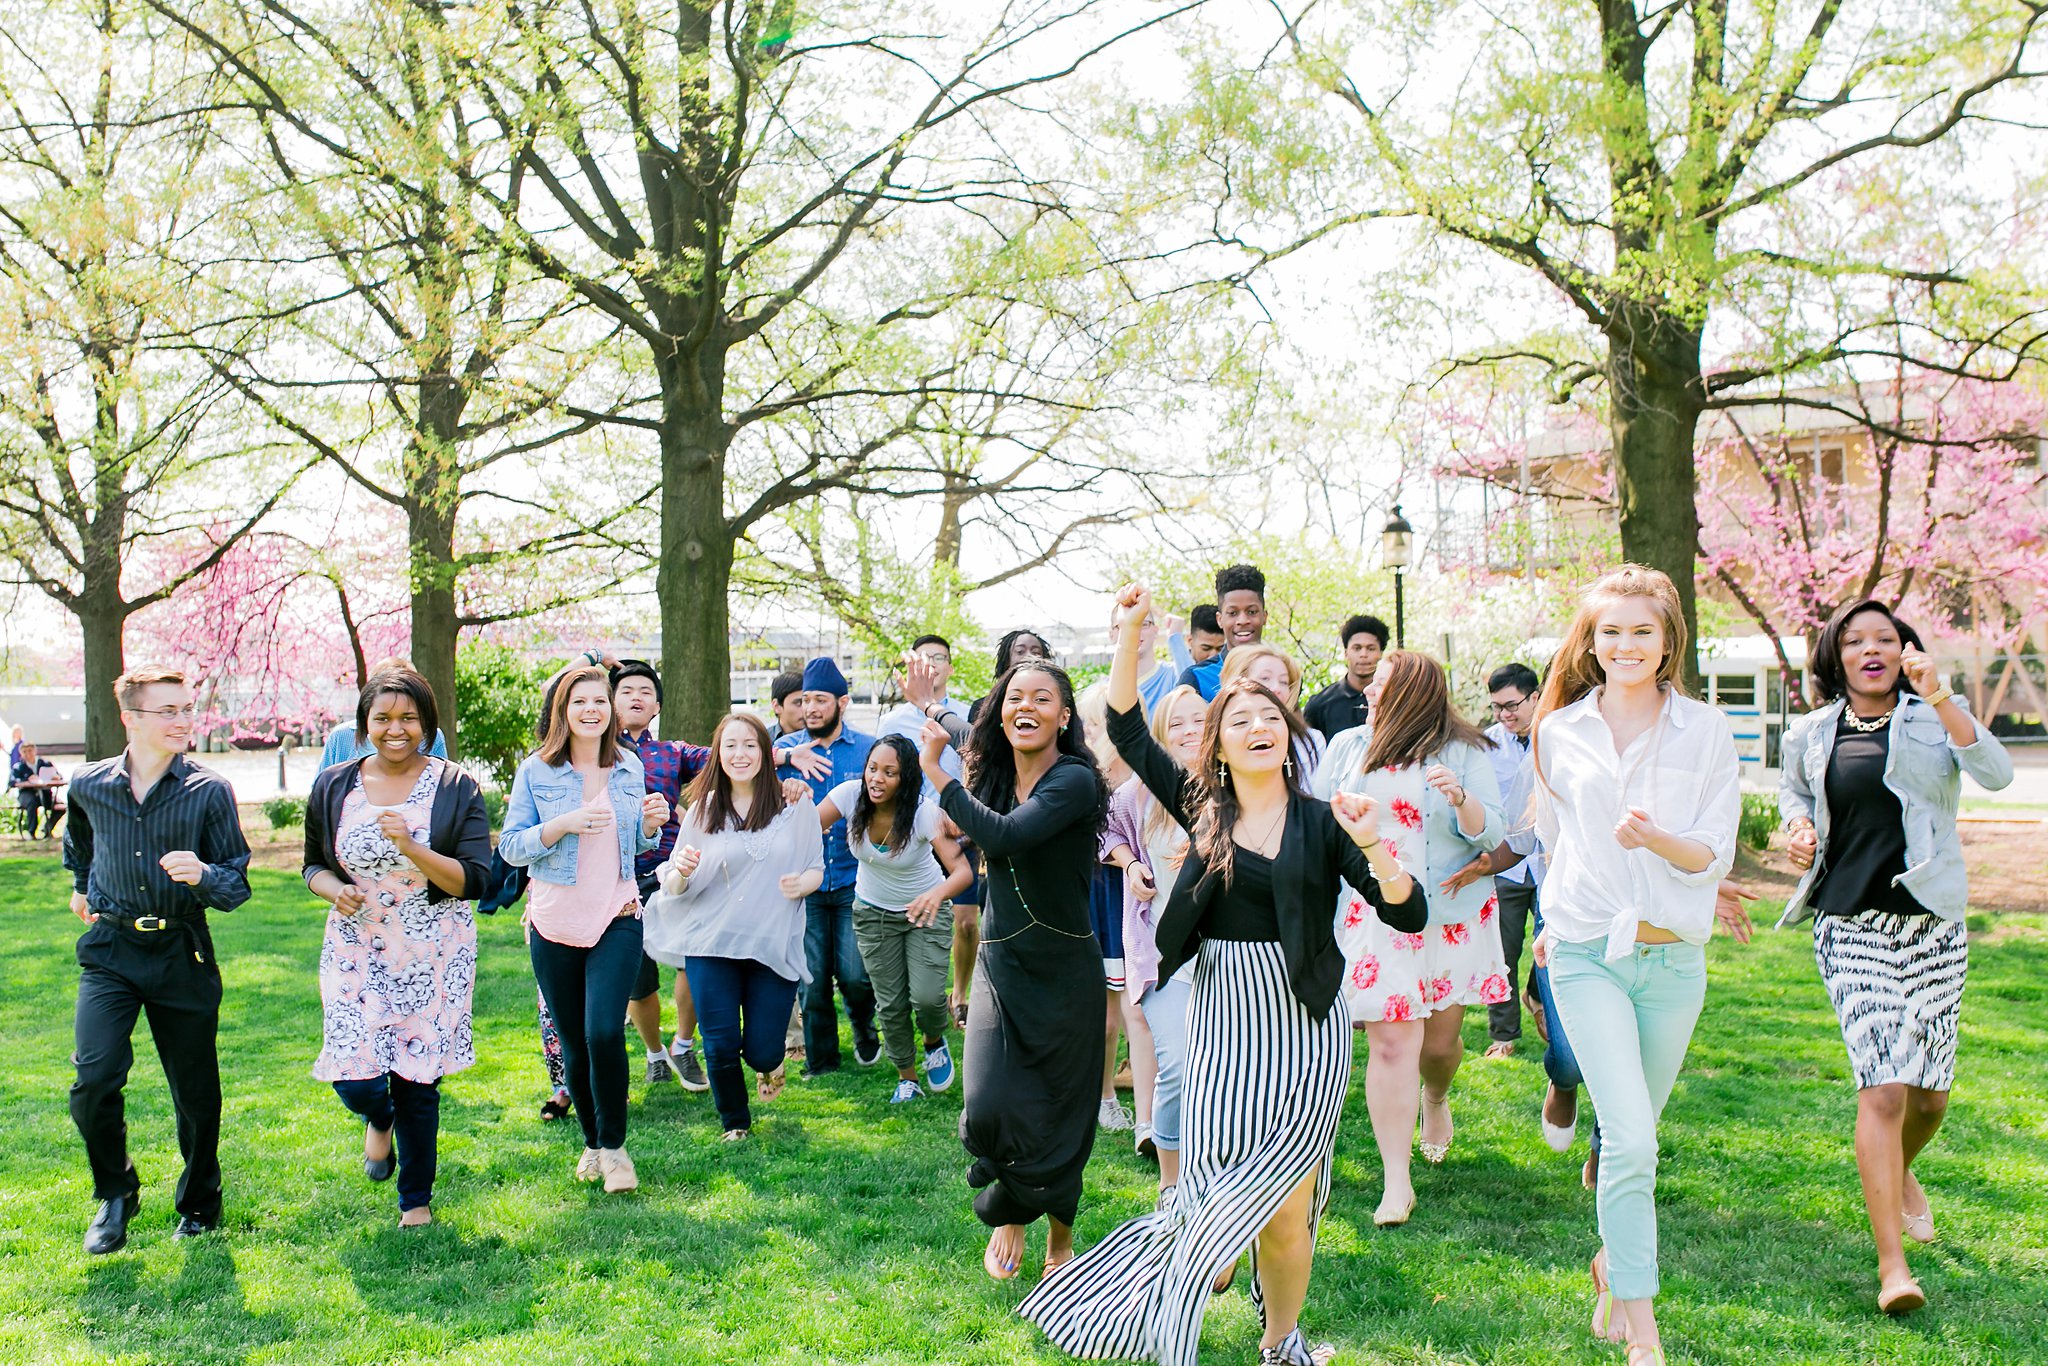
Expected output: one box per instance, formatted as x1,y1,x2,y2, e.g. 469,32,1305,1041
1019,939,1351,1365
1814,910,1968,1091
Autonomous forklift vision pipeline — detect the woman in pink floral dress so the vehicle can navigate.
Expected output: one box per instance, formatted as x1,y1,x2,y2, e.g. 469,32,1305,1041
303,670,493,1226
1314,651,1507,1227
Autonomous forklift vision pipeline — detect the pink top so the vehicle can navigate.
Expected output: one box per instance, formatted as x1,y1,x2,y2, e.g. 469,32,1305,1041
526,768,641,947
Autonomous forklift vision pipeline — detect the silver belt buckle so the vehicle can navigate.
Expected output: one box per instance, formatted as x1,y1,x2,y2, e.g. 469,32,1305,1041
133,915,168,932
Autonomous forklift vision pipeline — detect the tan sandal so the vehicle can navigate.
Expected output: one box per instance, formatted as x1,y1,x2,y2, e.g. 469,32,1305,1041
757,1066,786,1101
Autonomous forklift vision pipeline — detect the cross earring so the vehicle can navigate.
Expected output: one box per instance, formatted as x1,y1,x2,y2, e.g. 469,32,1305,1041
1217,760,1230,786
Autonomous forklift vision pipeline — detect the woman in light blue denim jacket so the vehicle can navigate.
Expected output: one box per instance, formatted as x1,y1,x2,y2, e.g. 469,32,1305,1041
1314,651,1506,1226
498,665,666,1193
1777,599,2011,1318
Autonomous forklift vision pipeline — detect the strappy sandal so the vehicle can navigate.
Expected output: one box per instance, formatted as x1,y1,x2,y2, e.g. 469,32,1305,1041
1418,1086,1453,1164
1590,1250,1626,1344
757,1067,786,1101
539,1091,572,1122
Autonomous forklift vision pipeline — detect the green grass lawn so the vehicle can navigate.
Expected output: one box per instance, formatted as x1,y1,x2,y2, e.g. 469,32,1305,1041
2,858,2044,1365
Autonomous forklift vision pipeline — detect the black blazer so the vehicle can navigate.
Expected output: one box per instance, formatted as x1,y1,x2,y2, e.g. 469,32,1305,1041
1108,701,1424,1019
303,758,494,906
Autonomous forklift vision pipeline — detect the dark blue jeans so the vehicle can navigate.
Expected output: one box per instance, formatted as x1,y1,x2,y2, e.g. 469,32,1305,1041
801,885,876,1070
683,956,801,1132
333,1073,441,1212
530,915,643,1150
1532,909,1584,1091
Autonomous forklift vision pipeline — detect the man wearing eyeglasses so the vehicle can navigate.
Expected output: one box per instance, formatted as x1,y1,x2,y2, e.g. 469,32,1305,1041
1479,664,1541,1058
63,666,251,1254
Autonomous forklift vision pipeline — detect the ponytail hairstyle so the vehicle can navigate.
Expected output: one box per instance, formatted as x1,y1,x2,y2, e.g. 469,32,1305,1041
1531,564,1690,794
1360,650,1492,774
964,661,1109,825
849,733,923,853
1191,678,1310,891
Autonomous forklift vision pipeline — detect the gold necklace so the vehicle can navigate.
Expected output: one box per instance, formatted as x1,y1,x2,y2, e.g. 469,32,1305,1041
1843,704,1895,734
1241,802,1287,856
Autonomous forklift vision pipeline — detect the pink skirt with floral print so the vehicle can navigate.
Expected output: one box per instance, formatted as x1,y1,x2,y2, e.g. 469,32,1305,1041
1336,889,1511,1024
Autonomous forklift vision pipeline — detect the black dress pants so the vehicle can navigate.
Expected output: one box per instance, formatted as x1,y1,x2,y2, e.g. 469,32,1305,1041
70,918,224,1220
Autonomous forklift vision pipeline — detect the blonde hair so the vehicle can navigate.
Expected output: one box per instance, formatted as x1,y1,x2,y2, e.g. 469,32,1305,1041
1075,679,1119,773
1217,644,1302,705
115,665,188,711
1141,685,1205,848
1532,564,1690,793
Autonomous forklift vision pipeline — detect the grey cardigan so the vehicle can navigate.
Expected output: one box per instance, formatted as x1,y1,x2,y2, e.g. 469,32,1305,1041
1777,694,2012,926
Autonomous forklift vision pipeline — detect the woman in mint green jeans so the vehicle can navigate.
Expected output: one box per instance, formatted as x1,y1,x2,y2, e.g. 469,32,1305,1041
1529,566,1742,1366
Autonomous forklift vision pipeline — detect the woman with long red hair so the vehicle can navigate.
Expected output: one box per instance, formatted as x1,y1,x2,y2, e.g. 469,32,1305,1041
1528,565,1740,1366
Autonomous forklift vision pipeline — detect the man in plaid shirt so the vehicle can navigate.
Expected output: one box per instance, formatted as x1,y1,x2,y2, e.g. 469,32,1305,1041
609,659,713,1092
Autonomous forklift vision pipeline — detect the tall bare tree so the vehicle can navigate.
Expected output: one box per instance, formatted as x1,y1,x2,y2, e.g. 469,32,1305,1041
1252,1,2048,678
154,0,639,743
456,0,1209,737
0,0,310,756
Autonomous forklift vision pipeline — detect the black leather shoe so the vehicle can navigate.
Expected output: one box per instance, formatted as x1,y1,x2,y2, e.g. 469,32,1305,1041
364,1124,396,1182
84,1193,138,1255
172,1213,217,1240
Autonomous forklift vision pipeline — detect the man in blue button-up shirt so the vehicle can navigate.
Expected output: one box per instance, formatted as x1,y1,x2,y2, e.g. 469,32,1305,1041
774,657,879,1073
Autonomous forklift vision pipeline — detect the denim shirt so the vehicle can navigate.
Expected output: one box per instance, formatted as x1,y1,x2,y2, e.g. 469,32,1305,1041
1778,694,2012,927
1314,731,1507,926
498,750,657,886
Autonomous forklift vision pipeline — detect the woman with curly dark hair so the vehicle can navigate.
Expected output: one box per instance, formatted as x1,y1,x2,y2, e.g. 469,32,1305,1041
917,657,1106,1283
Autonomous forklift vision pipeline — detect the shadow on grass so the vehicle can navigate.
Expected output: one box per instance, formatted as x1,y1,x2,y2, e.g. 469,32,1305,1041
81,1237,296,1365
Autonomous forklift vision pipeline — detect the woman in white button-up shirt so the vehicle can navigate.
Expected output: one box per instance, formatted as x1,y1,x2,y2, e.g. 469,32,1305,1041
1529,566,1740,1366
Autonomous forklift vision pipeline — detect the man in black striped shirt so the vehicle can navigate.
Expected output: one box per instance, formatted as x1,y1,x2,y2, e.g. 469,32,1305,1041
62,665,250,1255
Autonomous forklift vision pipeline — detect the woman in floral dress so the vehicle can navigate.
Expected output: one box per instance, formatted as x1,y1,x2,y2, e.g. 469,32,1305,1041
304,669,492,1226
1314,651,1507,1226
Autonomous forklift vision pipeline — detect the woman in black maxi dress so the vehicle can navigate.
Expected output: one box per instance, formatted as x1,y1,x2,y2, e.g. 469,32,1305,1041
919,661,1107,1278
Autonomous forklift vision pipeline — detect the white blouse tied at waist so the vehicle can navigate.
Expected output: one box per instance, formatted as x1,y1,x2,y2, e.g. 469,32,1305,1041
1533,687,1740,961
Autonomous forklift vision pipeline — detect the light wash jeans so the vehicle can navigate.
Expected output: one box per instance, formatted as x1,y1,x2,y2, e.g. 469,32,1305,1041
1137,975,1193,1150
1546,937,1707,1301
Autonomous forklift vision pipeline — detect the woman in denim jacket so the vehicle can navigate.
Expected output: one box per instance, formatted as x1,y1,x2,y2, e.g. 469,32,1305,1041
1314,651,1505,1227
1778,600,2011,1317
499,665,667,1193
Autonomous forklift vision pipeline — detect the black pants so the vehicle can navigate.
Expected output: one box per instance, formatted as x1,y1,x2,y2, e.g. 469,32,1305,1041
529,915,642,1150
70,918,223,1219
18,789,61,837
333,1074,441,1212
1486,877,1539,1043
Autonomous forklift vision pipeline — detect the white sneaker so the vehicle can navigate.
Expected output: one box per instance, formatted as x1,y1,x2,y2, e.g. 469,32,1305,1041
1135,1123,1156,1160
1098,1098,1134,1131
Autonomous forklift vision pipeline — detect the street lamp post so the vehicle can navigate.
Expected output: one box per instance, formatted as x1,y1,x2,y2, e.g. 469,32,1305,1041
1382,504,1413,648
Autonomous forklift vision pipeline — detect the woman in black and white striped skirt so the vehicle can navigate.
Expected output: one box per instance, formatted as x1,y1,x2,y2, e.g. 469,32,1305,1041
1778,598,2011,1316
1023,584,1423,1366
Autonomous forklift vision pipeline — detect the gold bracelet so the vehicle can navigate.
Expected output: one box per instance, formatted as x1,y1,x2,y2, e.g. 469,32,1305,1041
1923,688,1953,707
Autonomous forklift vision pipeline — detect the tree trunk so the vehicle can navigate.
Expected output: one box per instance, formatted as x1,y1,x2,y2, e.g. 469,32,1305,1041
934,473,967,570
657,394,735,743
1604,301,1707,690
78,591,130,761
407,476,463,758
